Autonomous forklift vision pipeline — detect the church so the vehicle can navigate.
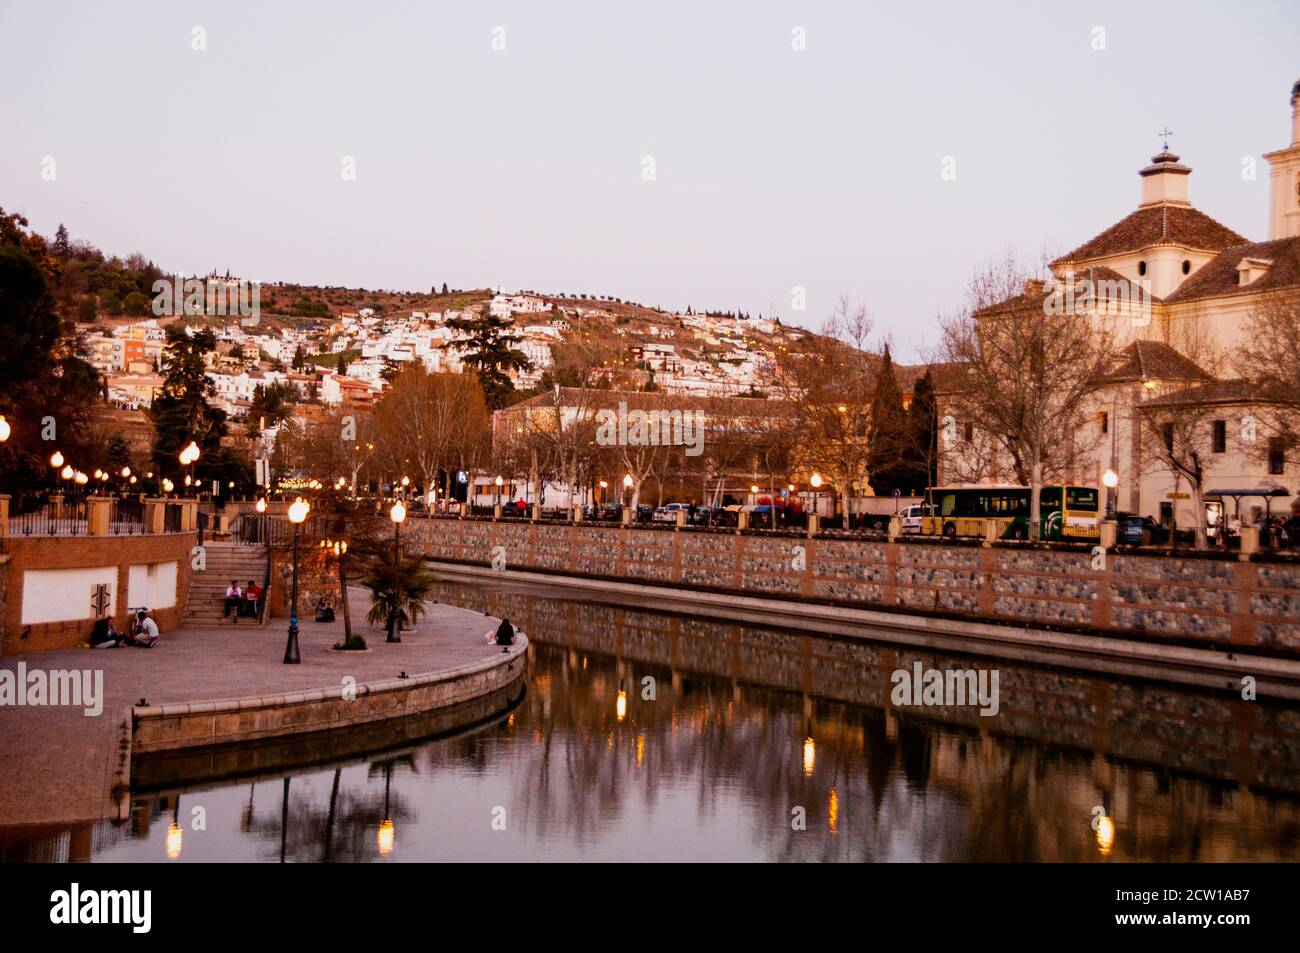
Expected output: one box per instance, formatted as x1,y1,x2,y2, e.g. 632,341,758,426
952,79,1300,535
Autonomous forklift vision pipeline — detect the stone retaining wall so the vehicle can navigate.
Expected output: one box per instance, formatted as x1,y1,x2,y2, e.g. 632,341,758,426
405,517,1300,654
132,635,527,753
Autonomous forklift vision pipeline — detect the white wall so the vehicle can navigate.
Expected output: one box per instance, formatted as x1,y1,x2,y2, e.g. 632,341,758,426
21,567,117,625
128,561,179,611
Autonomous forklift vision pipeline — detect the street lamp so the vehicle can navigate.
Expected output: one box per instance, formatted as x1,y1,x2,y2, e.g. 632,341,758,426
256,496,268,545
1103,468,1119,519
387,500,406,643
494,475,504,509
283,497,310,664
0,415,9,442
810,472,823,517
179,441,200,496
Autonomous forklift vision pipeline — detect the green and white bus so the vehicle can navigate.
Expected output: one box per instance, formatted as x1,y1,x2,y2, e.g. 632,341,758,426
919,484,1100,541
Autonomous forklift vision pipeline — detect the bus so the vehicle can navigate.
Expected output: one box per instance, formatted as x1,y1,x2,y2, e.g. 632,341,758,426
919,484,1100,541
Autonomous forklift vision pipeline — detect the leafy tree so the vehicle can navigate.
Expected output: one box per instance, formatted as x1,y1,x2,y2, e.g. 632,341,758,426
866,345,910,495
901,368,939,493
149,325,229,480
441,283,449,294
247,380,297,434
445,311,532,408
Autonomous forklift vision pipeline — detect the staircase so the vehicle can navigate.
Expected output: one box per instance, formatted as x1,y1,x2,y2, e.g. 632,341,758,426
183,541,270,628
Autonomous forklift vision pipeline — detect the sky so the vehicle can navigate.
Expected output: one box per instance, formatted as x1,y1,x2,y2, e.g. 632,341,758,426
2,0,1298,362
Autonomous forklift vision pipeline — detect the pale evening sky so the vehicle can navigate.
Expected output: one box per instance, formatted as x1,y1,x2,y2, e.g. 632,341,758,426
2,0,1297,362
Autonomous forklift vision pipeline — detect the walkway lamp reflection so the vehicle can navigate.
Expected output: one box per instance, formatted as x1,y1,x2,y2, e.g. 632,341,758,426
283,497,310,664
386,500,406,643
377,819,395,858
166,821,183,860
1095,814,1115,854
802,736,816,776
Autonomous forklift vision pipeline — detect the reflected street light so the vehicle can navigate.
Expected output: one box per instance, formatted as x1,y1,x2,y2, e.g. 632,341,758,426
0,415,9,442
283,497,310,664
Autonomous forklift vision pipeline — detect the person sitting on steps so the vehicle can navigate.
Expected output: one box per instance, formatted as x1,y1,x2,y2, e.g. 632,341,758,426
224,580,243,622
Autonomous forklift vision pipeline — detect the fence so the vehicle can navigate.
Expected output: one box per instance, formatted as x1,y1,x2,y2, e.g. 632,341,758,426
6,499,90,537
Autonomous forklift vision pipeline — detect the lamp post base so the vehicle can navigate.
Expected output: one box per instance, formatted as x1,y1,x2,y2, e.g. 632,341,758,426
283,620,301,664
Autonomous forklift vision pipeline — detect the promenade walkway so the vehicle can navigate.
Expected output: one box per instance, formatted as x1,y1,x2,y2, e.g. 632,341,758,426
0,592,515,829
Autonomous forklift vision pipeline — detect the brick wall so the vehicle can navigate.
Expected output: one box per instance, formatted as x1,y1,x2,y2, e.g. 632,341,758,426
0,532,197,655
407,517,1300,655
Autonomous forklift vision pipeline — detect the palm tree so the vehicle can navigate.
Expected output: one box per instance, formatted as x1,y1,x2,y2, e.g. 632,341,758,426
361,547,435,637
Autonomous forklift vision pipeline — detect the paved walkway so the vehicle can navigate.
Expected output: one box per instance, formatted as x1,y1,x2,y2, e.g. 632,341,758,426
0,591,507,829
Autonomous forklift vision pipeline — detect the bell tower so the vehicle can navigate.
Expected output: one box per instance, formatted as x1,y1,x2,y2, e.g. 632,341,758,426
1263,79,1300,240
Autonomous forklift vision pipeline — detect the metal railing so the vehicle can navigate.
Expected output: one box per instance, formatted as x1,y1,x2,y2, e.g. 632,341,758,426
7,500,90,536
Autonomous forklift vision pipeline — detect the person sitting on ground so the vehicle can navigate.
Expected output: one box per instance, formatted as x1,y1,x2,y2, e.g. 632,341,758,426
314,598,335,623
128,609,160,647
243,580,262,617
89,613,122,649
494,617,516,646
224,580,243,621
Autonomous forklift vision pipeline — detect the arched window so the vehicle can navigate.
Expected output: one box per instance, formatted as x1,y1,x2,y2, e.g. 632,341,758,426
1137,261,1147,276
1182,260,1191,275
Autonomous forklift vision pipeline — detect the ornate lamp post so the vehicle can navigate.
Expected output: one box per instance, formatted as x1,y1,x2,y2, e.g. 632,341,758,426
810,472,823,517
283,497,310,664
387,500,406,643
494,475,503,509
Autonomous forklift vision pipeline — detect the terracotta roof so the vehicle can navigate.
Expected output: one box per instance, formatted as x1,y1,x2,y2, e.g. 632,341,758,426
1143,379,1290,408
1163,236,1300,304
1098,340,1212,385
1053,203,1247,265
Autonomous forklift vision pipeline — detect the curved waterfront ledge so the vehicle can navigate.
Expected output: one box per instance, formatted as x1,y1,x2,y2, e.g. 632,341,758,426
428,563,1300,699
132,674,527,791
132,634,527,754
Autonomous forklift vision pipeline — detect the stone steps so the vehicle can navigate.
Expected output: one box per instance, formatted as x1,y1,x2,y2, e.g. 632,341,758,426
184,544,269,628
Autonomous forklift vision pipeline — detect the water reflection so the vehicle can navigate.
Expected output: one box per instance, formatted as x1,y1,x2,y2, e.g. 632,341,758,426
3,581,1299,862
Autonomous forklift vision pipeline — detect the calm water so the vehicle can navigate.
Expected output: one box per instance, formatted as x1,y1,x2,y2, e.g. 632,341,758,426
6,580,1300,862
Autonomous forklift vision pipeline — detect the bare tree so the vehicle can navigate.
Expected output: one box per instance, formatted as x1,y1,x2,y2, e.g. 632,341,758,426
775,296,881,521
1235,288,1300,475
939,254,1115,538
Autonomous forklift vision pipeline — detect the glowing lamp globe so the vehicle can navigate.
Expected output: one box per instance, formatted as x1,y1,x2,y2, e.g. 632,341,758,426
390,501,407,524
288,498,310,524
1102,469,1119,489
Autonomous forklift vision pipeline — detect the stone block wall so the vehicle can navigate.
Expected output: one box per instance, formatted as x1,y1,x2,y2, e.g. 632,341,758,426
414,517,1300,654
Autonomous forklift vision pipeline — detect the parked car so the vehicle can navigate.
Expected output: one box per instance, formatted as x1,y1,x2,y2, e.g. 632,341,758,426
1117,514,1169,545
899,504,926,534
652,503,690,523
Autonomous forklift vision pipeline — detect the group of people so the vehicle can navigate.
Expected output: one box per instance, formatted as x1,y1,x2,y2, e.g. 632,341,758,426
223,580,264,621
88,609,160,649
